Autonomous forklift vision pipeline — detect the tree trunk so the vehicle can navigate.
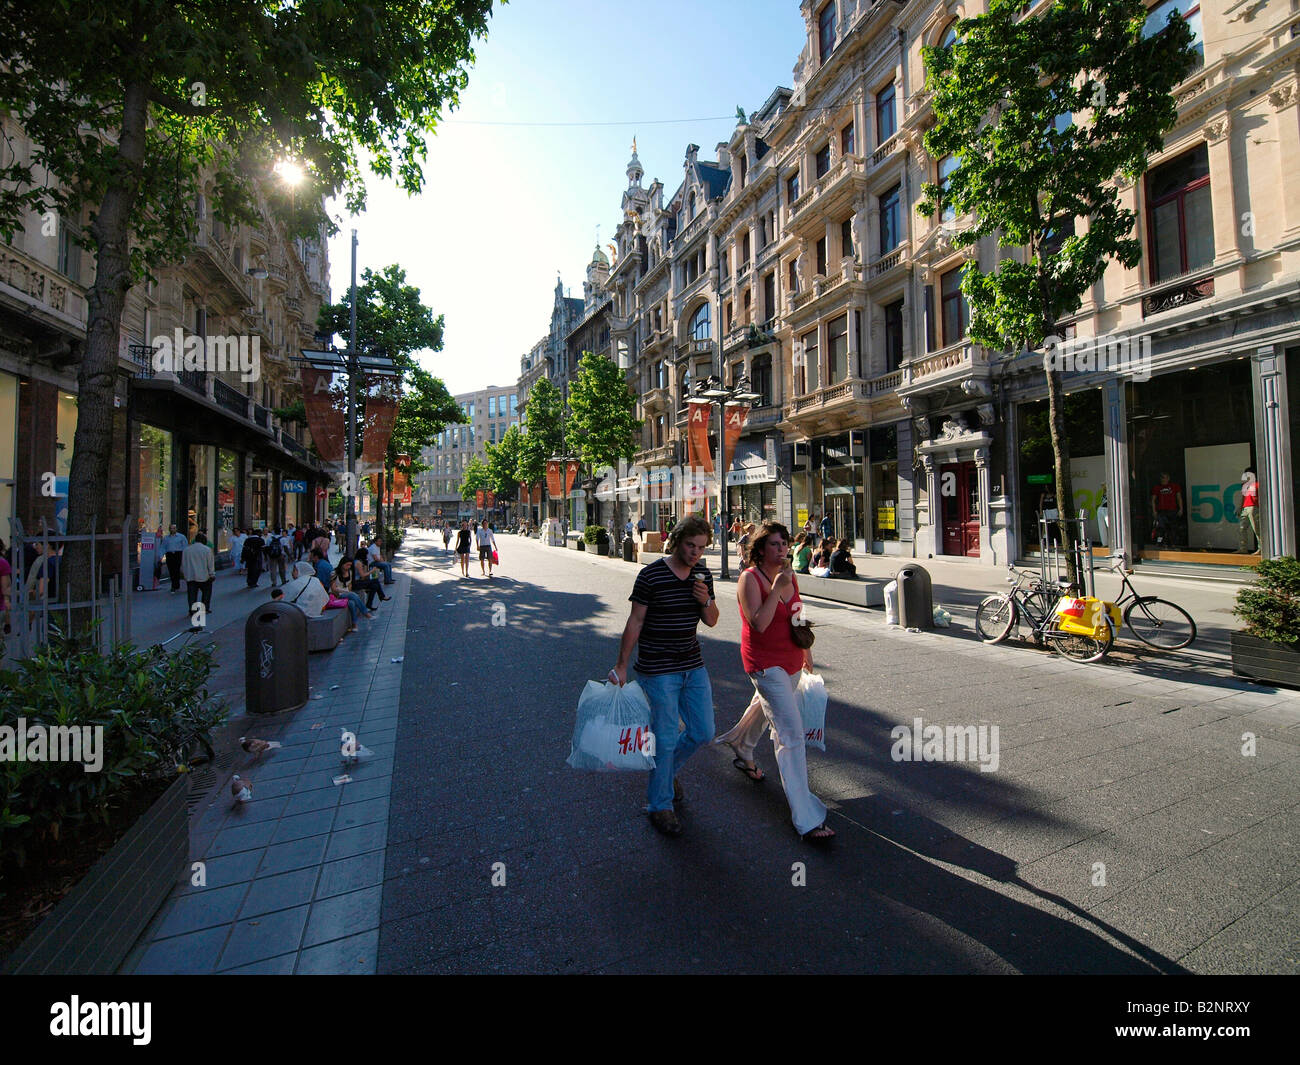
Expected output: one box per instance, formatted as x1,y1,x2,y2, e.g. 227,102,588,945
64,80,151,638
1045,365,1078,590
375,467,386,555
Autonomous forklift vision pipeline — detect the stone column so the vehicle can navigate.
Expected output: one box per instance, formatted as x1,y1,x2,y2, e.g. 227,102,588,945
1253,345,1294,557
1270,81,1300,244
1205,114,1242,297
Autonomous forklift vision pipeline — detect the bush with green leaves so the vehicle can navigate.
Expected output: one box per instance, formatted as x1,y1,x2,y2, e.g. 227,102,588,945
0,631,226,870
1233,557,1300,647
584,525,609,546
382,527,406,557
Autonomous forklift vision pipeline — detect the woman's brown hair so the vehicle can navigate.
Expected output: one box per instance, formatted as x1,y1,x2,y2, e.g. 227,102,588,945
745,522,793,569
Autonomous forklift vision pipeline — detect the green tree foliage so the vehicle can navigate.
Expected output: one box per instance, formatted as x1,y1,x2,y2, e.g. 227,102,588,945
518,377,566,487
916,0,1196,579
460,455,492,503
0,0,495,611
486,424,526,501
566,351,641,472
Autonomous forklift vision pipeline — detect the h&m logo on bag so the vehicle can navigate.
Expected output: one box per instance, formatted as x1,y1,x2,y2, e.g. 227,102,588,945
618,726,655,756
805,727,823,745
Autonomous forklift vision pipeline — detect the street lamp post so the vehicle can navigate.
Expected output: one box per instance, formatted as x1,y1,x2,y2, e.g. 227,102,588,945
692,372,760,581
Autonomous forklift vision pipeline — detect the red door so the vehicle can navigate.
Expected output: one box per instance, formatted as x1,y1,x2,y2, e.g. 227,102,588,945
940,461,980,557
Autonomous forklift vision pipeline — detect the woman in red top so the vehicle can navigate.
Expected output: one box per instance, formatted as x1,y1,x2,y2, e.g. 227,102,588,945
715,522,834,842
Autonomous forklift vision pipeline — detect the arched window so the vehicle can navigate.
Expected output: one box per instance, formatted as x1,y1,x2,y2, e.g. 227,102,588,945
689,303,711,342
940,24,958,49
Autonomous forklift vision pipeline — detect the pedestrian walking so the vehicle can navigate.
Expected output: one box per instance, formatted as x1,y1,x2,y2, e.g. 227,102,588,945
181,533,215,621
819,512,833,542
242,528,265,588
454,520,472,577
231,527,247,575
610,515,720,838
476,521,498,577
291,523,305,561
715,522,834,843
265,527,288,587
161,524,188,593
442,524,451,551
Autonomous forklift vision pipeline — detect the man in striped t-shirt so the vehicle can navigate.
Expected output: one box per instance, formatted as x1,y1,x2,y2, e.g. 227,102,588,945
611,515,720,837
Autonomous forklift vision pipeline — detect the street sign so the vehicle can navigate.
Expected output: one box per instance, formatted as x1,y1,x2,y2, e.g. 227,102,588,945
282,479,307,493
1027,474,1053,485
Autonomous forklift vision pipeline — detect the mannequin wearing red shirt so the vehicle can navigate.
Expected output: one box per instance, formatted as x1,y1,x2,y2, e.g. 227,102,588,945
1150,472,1183,546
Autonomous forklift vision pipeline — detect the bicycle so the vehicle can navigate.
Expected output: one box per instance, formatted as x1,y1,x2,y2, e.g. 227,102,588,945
975,566,1115,662
1098,551,1197,650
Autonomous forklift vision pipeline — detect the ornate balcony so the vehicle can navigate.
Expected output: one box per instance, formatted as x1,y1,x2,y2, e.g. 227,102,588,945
0,243,88,334
897,342,991,400
1140,268,1215,318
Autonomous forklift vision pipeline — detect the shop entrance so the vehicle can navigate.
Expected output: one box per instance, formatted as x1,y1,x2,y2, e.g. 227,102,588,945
940,460,980,557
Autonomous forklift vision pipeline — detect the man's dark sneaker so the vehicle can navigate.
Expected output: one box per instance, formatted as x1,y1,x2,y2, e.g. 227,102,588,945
649,810,682,837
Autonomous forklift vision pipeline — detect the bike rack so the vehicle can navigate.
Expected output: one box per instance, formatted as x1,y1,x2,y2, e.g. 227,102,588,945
1038,516,1096,598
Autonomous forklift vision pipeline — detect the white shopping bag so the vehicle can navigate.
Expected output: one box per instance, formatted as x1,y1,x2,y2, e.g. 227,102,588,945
566,680,657,771
795,671,827,752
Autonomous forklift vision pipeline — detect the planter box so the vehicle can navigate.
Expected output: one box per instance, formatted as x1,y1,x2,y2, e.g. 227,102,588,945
1230,631,1300,689
3,774,190,975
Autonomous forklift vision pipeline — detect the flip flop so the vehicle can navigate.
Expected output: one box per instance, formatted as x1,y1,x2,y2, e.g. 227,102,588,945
732,757,765,783
801,824,836,844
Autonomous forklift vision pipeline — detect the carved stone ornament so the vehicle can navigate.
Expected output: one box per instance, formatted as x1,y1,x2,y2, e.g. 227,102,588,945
1203,118,1229,143
1268,84,1296,112
976,403,995,426
938,413,969,440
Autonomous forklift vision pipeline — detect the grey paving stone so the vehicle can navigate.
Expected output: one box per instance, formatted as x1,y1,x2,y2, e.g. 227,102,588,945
333,795,389,830
296,930,380,974
281,786,343,818
175,848,264,895
219,952,298,974
208,819,280,857
325,820,388,862
132,924,230,975
316,850,387,901
239,866,321,918
303,884,383,948
218,905,310,970
257,833,331,877
269,806,338,844
154,883,248,938
337,775,393,804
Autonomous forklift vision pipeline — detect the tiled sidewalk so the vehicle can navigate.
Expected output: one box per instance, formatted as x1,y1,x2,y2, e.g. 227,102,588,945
120,571,411,974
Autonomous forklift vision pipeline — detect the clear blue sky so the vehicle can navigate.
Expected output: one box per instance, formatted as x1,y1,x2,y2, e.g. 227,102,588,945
325,0,807,396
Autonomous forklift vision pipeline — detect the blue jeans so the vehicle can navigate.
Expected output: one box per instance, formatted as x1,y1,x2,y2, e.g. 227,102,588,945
636,666,715,812
371,560,394,582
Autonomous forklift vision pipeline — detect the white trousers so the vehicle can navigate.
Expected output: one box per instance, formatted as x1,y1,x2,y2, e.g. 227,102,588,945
716,666,827,836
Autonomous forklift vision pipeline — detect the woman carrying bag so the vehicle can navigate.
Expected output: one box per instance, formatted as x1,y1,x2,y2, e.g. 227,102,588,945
715,522,834,843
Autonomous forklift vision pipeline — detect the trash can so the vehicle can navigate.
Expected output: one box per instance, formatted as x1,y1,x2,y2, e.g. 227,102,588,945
623,535,635,562
245,601,309,714
896,564,934,630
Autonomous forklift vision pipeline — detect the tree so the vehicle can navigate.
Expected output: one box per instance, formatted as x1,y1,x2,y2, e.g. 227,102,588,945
318,264,464,539
518,376,566,490
459,455,492,504
0,0,494,619
486,424,526,502
567,351,641,472
917,0,1196,583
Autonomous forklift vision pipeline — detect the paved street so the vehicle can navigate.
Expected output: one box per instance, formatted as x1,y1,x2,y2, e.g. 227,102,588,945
119,530,1299,974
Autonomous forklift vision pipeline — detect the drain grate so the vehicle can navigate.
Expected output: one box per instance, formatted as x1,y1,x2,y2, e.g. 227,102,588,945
185,751,237,810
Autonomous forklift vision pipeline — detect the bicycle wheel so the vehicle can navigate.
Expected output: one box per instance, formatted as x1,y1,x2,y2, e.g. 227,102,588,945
1021,588,1059,629
975,594,1017,643
1124,596,1196,650
1044,617,1114,663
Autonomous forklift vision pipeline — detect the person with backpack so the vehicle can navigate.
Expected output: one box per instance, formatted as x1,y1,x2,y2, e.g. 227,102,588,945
265,527,288,587
241,528,265,588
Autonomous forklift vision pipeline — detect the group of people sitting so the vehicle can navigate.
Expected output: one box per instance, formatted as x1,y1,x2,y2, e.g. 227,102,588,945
282,542,396,634
791,532,856,578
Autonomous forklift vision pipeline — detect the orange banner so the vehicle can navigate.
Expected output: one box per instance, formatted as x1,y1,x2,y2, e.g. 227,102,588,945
300,368,348,465
476,489,485,507
687,401,713,474
723,403,749,471
565,461,578,496
360,376,400,469
485,490,495,507
546,461,561,497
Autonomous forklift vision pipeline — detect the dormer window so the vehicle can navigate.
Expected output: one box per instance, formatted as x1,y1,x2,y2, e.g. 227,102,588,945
739,153,748,187
689,190,697,220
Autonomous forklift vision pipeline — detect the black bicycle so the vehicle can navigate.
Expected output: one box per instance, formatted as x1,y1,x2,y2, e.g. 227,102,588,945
1100,551,1197,650
975,566,1115,662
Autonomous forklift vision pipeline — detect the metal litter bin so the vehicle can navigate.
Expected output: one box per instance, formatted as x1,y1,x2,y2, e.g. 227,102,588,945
245,601,309,714
896,564,934,630
623,534,635,562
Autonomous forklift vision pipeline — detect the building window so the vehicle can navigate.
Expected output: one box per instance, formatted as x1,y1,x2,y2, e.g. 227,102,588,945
938,155,960,223
688,190,696,220
743,288,752,324
815,237,827,276
57,220,80,282
801,329,819,392
510,394,518,415
763,272,776,323
876,84,897,145
789,257,799,294
751,352,772,406
828,315,849,381
1143,1,1202,68
741,231,751,263
1146,143,1213,282
488,395,496,417
815,143,831,179
787,172,800,203
818,2,836,64
884,299,904,371
880,184,901,254
739,153,748,187
941,267,968,346
689,302,711,342
841,123,855,156
841,216,854,260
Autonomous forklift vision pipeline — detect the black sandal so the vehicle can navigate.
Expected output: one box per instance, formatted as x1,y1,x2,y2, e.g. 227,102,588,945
732,757,765,783
801,824,836,844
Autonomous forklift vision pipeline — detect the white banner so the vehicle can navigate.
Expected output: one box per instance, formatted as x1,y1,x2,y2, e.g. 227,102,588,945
1184,442,1250,551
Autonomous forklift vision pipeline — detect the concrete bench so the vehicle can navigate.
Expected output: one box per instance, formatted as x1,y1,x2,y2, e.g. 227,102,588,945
307,607,349,652
795,572,887,608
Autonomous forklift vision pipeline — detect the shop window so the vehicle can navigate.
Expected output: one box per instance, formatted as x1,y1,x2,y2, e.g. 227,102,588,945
941,267,968,346
1019,390,1104,552
1146,143,1213,282
869,425,899,543
884,299,904,371
876,84,897,145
